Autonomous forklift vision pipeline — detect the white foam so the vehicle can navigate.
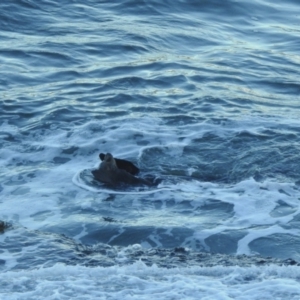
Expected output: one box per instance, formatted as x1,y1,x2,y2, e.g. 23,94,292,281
0,263,300,300
237,225,300,255
192,177,300,252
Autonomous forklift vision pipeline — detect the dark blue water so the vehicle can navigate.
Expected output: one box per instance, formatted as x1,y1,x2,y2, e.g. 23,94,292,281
1,0,300,299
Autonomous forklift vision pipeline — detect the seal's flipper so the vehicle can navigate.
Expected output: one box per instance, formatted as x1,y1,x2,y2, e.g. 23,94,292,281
99,153,140,175
115,158,140,175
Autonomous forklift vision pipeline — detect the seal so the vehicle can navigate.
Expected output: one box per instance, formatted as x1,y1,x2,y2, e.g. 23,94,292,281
92,153,152,186
99,153,139,175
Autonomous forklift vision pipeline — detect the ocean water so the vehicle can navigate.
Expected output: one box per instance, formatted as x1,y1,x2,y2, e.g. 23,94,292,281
1,0,300,299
